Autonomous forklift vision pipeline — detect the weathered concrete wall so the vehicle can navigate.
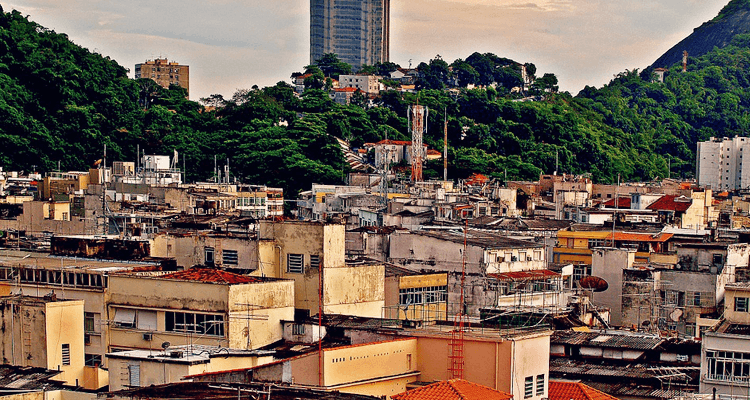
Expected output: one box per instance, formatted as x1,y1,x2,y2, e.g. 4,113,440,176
592,248,634,327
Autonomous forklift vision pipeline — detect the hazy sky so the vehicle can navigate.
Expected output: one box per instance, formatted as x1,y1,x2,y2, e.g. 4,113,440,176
5,0,730,101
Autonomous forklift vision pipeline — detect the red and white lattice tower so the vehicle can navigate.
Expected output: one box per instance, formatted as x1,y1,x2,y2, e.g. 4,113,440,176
408,104,428,182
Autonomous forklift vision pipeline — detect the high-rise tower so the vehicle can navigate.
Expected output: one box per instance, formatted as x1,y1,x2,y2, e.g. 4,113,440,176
310,0,390,70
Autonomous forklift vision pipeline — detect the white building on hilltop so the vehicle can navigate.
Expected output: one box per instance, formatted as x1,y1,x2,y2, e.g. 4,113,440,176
697,136,750,191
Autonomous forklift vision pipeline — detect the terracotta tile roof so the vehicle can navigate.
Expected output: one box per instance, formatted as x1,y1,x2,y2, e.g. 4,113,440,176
160,267,263,284
335,87,359,92
548,381,621,400
646,195,692,212
376,139,416,146
489,269,560,282
605,232,673,242
602,197,631,208
393,379,513,400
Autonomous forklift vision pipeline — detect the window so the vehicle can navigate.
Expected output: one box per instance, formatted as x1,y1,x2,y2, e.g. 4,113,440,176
222,249,238,265
293,324,306,335
713,254,723,265
736,297,749,312
85,312,97,333
85,354,102,367
113,308,136,328
536,374,545,395
165,311,225,336
128,363,140,387
205,247,215,265
706,350,750,382
399,286,448,305
61,344,70,365
136,310,157,331
689,292,702,307
524,376,534,398
310,254,321,269
287,254,304,273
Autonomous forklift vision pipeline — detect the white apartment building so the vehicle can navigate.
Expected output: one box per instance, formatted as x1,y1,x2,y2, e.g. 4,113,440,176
338,74,383,95
697,137,750,191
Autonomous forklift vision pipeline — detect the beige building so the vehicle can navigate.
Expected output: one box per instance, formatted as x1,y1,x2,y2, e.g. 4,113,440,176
106,345,274,391
0,250,164,371
151,221,386,318
135,58,189,97
107,268,295,352
388,230,545,275
193,326,552,400
0,295,101,389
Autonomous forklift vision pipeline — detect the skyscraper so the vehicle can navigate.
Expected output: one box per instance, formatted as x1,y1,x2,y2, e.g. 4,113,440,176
310,0,390,70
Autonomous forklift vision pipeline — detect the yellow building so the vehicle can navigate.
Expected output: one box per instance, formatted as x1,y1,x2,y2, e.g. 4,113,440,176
383,265,448,321
0,295,95,389
107,267,295,352
553,229,674,265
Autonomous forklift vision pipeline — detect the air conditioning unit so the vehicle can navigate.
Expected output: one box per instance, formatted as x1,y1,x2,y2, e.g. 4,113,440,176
142,333,153,341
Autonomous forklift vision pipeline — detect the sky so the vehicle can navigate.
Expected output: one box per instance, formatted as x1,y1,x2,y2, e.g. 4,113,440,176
4,0,731,101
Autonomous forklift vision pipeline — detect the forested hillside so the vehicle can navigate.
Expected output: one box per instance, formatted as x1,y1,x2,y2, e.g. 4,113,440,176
2,2,750,196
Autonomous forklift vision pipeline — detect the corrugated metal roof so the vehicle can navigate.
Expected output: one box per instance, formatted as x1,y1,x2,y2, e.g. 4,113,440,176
489,269,560,282
551,331,664,350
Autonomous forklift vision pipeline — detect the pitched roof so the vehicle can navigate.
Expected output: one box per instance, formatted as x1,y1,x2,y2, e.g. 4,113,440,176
392,379,513,400
489,269,560,282
548,381,621,400
160,267,264,284
646,195,692,212
602,197,631,208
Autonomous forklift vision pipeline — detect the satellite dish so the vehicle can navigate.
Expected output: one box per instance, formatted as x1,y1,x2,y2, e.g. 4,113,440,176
579,276,609,292
161,341,171,350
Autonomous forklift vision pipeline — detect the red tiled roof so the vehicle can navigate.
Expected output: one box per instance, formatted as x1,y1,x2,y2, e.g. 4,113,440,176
602,197,631,208
335,87,359,92
605,232,674,243
393,379,513,400
376,139,415,146
646,195,692,212
489,269,560,282
548,381,620,400
427,149,442,156
160,267,263,284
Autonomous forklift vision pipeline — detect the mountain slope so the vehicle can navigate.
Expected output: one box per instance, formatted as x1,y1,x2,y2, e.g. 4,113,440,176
652,0,750,68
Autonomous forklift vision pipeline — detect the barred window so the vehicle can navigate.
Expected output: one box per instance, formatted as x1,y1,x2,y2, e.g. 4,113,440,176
399,286,448,305
62,344,70,365
222,249,238,265
524,376,533,398
536,374,545,395
736,297,749,312
310,254,321,269
287,254,304,273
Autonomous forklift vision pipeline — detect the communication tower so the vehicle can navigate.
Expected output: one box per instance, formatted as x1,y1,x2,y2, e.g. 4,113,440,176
408,103,428,182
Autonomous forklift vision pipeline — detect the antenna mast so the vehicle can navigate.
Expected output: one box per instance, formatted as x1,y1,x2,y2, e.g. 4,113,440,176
444,108,448,182
409,101,427,183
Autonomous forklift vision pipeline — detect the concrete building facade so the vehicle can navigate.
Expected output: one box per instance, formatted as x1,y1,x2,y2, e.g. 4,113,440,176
697,136,750,191
135,59,190,97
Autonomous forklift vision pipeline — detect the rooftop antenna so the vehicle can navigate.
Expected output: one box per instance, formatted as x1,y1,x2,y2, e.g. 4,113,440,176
444,107,448,182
